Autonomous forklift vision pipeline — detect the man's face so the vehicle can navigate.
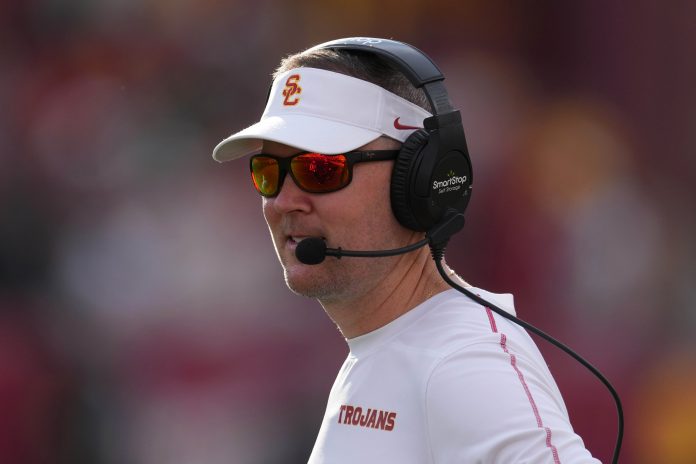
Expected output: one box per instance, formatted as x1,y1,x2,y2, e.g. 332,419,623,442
261,137,421,303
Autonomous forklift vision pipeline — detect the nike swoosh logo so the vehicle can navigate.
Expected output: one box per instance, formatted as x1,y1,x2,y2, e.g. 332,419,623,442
393,117,420,130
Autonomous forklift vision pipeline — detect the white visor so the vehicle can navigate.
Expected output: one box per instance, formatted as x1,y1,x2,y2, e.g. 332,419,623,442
212,67,432,162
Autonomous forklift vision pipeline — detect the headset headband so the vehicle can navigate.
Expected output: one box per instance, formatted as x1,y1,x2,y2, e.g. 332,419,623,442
310,37,455,116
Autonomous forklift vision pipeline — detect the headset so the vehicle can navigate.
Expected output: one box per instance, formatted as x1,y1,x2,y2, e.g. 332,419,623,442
300,37,623,464
312,37,473,233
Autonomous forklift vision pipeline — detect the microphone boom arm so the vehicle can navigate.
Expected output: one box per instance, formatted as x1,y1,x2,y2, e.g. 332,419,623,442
325,237,429,258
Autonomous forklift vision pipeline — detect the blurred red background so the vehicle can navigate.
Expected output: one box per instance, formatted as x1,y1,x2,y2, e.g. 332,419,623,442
1,1,695,463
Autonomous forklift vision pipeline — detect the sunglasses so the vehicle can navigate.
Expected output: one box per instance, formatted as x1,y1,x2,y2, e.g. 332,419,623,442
249,150,399,197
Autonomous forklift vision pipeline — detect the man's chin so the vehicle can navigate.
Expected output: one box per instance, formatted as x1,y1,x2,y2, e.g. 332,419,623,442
283,264,337,300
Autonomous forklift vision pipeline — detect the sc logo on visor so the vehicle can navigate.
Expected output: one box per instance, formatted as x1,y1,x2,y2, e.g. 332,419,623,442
282,74,302,106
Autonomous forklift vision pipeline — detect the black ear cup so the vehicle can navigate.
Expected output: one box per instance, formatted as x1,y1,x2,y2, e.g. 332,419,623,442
390,130,430,231
391,127,473,232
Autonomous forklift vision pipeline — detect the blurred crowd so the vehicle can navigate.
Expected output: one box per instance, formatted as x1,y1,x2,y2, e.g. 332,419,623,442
1,1,694,463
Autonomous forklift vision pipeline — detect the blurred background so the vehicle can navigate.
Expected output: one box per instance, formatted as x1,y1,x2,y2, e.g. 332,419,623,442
1,0,695,463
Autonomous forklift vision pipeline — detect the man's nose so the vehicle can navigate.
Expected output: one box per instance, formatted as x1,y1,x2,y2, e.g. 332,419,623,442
271,173,312,214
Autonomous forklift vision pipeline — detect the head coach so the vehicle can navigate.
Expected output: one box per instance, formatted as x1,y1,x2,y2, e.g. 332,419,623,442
212,37,607,463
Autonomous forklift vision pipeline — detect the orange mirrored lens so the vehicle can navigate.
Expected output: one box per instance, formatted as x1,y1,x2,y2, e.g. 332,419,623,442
291,154,348,193
250,157,280,196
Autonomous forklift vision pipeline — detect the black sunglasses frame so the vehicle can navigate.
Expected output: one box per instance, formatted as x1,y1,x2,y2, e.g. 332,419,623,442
249,150,399,197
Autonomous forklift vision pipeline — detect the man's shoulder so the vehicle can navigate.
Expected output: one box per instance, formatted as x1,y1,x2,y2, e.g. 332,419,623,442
394,287,521,357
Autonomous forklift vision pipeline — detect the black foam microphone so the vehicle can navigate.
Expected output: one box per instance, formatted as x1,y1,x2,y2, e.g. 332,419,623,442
295,237,328,265
295,236,429,265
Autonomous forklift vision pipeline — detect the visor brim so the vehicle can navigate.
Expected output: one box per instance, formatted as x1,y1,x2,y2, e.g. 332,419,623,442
212,115,383,162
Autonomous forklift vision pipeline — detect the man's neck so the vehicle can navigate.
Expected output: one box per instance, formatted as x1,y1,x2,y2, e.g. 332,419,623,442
318,251,453,339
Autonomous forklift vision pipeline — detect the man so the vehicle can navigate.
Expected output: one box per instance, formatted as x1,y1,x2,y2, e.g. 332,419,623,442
213,38,600,463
